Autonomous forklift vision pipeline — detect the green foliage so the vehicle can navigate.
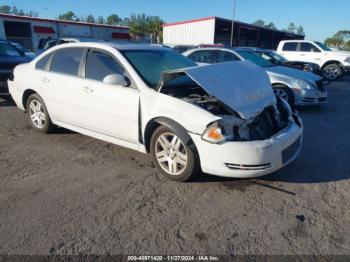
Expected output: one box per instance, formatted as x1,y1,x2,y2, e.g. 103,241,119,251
106,14,121,25
85,14,95,23
0,5,38,17
252,20,265,27
325,30,350,50
58,11,79,21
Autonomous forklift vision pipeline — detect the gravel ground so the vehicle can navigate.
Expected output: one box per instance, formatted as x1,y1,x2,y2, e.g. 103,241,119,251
0,76,349,256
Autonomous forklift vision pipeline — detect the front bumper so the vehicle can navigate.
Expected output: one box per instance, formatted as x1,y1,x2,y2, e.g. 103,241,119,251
292,87,328,105
190,122,303,178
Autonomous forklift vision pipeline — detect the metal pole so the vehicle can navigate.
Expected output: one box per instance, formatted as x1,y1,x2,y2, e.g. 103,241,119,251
230,0,236,46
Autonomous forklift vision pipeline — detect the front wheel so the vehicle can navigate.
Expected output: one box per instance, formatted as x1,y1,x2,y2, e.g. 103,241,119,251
27,94,55,133
150,126,200,182
273,85,295,108
323,64,343,81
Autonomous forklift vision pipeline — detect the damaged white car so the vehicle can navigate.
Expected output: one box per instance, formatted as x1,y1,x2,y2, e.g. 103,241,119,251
8,43,303,181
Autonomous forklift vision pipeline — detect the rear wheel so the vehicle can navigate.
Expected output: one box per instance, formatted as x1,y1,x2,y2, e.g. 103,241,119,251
27,94,55,133
150,126,200,182
323,64,343,81
273,85,295,107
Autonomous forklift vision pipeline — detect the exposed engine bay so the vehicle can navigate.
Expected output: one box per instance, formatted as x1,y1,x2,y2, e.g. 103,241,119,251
161,80,298,142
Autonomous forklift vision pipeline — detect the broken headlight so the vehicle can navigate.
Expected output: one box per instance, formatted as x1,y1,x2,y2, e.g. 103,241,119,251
201,122,227,144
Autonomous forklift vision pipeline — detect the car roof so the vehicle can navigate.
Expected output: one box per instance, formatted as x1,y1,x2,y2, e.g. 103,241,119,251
47,42,169,52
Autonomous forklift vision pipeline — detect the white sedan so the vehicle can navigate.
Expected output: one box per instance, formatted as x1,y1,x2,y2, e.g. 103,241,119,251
8,43,303,181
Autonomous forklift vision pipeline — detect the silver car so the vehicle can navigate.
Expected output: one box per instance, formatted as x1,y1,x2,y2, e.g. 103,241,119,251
183,47,328,106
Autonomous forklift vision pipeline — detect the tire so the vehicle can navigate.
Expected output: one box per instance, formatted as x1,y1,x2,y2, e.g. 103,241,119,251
27,93,55,133
323,64,343,81
150,126,200,182
273,85,295,108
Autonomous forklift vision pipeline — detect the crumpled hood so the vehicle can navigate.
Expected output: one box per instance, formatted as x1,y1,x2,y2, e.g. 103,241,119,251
266,65,322,82
159,61,276,120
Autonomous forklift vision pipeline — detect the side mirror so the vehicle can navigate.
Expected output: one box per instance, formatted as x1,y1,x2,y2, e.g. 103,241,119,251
103,74,130,87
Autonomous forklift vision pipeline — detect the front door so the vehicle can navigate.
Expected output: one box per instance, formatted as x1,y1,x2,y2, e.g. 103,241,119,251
79,49,140,144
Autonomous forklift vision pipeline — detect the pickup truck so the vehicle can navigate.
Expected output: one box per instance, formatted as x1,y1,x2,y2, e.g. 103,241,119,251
277,40,350,81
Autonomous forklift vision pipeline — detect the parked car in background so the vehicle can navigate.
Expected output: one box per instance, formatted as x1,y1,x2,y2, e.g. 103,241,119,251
167,45,198,53
0,40,33,95
10,42,37,59
37,37,105,54
8,43,303,181
243,47,322,76
277,40,350,81
184,47,327,107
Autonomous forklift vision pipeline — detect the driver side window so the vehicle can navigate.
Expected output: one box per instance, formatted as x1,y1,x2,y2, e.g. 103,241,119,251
85,50,124,81
300,43,321,53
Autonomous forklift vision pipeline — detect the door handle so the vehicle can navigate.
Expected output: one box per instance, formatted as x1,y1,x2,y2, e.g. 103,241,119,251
42,77,50,83
82,86,94,93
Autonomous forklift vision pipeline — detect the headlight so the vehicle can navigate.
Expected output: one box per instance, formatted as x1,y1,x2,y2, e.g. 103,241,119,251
202,122,227,144
292,79,312,90
345,57,350,63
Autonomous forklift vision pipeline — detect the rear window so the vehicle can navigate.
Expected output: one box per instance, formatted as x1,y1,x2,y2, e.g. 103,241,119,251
50,48,83,76
35,53,53,71
282,42,298,51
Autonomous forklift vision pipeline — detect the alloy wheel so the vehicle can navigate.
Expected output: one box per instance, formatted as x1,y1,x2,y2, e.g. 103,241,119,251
274,88,289,102
155,133,188,176
29,99,46,129
325,66,340,80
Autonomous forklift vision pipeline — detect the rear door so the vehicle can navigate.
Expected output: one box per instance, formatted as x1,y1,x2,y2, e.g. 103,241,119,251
279,42,299,61
78,49,140,143
40,47,85,126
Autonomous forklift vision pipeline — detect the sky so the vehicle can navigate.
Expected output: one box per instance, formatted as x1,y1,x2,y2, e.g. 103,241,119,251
1,0,349,41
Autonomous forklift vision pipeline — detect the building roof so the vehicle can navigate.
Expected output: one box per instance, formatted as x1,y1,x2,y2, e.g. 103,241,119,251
0,13,129,30
163,16,303,37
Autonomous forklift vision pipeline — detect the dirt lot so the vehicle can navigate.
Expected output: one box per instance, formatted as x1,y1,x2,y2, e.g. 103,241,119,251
0,76,350,256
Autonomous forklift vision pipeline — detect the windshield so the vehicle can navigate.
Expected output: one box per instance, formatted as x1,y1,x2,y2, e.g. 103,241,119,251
315,42,332,51
120,49,197,89
0,42,21,57
237,51,273,67
266,51,288,63
12,43,30,53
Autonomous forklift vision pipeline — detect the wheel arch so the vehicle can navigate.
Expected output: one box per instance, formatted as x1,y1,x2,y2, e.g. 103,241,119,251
22,89,38,111
143,117,195,154
321,60,343,70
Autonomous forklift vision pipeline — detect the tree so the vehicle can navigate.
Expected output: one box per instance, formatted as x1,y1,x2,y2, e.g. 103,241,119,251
252,19,265,27
106,14,121,25
266,22,277,30
324,30,350,50
119,18,130,26
147,16,164,43
97,16,105,24
129,13,149,39
287,22,296,33
0,5,11,14
296,26,305,35
85,14,95,23
58,11,79,21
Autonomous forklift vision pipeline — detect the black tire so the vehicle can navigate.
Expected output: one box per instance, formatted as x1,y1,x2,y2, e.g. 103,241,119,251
273,85,295,108
150,126,200,182
323,63,343,81
27,93,55,133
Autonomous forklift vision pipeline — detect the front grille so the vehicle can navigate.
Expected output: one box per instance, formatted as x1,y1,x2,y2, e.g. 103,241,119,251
318,97,327,102
226,163,271,171
282,137,301,164
233,104,288,141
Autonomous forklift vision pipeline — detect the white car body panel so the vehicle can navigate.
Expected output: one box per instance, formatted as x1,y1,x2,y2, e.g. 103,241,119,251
9,42,303,179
